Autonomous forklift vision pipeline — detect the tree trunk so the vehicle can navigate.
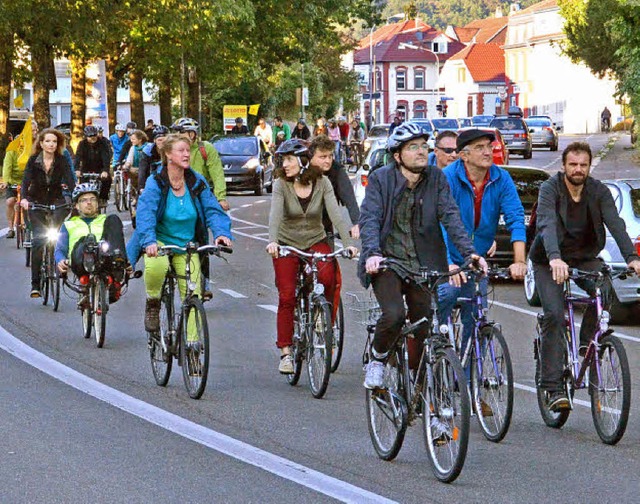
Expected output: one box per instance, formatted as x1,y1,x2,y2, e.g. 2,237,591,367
31,43,55,128
0,32,13,157
158,73,172,127
129,68,145,128
105,55,119,135
187,67,199,120
70,58,86,152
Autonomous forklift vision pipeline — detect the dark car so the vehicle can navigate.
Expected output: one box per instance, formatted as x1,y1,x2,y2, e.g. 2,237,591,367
9,118,27,138
54,122,71,137
489,111,533,159
211,134,273,196
492,165,549,266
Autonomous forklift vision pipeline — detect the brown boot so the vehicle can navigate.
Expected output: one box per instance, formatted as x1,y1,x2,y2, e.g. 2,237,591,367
145,298,161,332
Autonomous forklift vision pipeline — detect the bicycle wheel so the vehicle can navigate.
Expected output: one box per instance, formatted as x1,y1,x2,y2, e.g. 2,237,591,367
471,325,513,442
287,301,304,386
422,347,470,483
125,180,132,211
51,252,61,312
534,336,571,429
589,335,631,445
330,298,345,373
180,298,210,399
15,211,23,249
24,227,31,267
81,287,92,339
365,349,408,461
150,289,174,386
114,175,123,212
93,278,108,348
40,249,49,306
307,299,333,399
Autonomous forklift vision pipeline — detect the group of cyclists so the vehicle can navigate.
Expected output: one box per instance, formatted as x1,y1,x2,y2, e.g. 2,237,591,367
2,111,639,460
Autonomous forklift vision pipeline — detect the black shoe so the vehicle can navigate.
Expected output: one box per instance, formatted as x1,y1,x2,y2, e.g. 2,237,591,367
578,345,588,358
547,391,570,412
203,290,213,302
6,229,15,238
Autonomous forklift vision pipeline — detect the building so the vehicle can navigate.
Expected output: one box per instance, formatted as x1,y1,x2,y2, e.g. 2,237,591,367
352,19,464,124
503,0,620,133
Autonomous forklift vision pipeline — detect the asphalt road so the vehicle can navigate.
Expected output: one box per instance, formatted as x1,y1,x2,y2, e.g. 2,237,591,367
1,133,638,503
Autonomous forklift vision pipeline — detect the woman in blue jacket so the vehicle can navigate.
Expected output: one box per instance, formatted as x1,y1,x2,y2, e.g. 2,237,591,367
127,134,232,333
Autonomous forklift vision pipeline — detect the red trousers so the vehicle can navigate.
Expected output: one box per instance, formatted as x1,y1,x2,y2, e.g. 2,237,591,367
273,241,336,348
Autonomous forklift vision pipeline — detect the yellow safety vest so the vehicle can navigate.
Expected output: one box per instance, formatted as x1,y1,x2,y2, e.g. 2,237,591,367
65,214,107,264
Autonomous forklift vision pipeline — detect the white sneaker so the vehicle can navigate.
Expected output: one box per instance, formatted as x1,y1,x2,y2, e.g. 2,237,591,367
279,355,294,374
364,360,385,389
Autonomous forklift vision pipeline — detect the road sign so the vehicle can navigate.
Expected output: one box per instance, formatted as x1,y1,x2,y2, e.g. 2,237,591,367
495,96,501,106
362,92,381,99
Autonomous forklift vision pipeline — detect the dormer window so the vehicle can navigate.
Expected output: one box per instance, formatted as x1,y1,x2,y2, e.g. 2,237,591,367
432,41,447,54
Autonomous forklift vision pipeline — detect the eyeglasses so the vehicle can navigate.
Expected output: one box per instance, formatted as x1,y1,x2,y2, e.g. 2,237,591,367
405,143,430,152
436,146,456,154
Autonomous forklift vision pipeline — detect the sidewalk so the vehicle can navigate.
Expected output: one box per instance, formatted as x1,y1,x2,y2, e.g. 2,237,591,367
593,131,640,179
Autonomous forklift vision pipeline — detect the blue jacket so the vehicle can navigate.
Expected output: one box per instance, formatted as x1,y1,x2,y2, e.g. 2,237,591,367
442,159,525,265
126,166,232,265
109,133,129,166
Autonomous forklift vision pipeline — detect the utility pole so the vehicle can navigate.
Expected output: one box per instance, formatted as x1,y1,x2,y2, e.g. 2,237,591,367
180,53,185,117
369,27,373,123
301,63,305,120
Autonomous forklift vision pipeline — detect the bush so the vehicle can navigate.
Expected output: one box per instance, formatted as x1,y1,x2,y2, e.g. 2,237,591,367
612,118,634,132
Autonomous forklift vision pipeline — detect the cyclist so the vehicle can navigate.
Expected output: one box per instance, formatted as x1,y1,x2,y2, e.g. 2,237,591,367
122,129,150,222
428,130,459,169
138,124,169,192
272,116,290,142
358,122,487,389
1,119,38,238
116,121,138,166
230,117,249,135
126,134,232,333
254,117,273,150
21,128,75,298
55,183,129,305
530,141,640,411
291,119,311,140
74,125,112,208
109,123,128,167
326,119,342,162
266,139,358,374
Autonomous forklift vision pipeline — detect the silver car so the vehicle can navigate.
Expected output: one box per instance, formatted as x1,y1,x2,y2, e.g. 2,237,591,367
524,179,640,322
525,115,559,151
353,143,391,207
364,123,390,153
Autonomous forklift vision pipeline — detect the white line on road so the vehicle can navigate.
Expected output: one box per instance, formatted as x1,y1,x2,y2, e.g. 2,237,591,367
514,382,592,409
0,227,8,238
258,304,278,313
219,288,248,299
0,325,396,504
233,230,269,242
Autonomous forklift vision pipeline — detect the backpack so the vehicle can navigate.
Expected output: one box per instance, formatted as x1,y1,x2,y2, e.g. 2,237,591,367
198,141,208,163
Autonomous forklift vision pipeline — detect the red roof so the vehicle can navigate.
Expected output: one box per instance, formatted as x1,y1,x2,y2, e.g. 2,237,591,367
450,43,505,82
458,17,508,44
354,19,463,65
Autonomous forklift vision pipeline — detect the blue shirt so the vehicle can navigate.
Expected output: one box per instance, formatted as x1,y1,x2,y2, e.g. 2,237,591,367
156,189,197,249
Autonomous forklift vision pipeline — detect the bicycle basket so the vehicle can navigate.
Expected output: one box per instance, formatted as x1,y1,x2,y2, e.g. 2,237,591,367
347,292,381,326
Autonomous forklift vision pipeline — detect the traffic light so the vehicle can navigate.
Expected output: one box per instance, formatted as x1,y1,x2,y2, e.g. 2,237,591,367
436,104,442,112
443,103,448,117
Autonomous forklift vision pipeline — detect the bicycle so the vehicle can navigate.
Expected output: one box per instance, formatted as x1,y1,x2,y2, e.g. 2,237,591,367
112,165,128,212
350,141,363,170
148,242,232,400
533,266,632,445
10,184,32,266
29,202,71,311
278,245,352,399
358,258,471,483
63,234,129,347
331,297,344,373
449,266,514,442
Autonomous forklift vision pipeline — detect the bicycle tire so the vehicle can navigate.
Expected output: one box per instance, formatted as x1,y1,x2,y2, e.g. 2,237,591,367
471,325,513,442
307,298,333,399
422,346,470,483
25,228,31,267
365,349,408,460
94,278,108,348
150,289,173,386
51,249,61,312
287,299,304,386
81,288,92,339
330,298,345,373
15,213,23,250
534,336,570,428
180,298,210,399
114,176,123,212
589,335,631,445
124,180,131,211
40,248,50,306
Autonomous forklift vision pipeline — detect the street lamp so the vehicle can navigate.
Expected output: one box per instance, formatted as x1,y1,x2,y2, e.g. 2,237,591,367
398,42,441,113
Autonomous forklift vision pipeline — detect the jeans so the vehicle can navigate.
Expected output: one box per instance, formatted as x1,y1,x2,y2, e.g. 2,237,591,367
533,258,612,392
333,140,341,163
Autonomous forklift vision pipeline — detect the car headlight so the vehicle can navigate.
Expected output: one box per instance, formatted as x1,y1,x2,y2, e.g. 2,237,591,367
46,228,58,242
242,158,260,170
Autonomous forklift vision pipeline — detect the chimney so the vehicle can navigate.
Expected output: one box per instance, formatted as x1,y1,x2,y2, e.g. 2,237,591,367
509,3,520,15
495,7,503,18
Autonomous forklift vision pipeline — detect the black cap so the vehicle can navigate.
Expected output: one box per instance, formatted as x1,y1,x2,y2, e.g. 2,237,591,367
456,129,495,152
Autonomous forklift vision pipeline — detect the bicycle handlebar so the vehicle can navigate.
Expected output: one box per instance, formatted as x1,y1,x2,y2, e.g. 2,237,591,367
157,242,233,256
278,245,354,260
378,257,463,285
28,202,71,212
569,266,634,282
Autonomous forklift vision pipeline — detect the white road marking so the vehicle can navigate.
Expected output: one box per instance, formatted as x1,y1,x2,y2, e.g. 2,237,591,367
258,304,278,313
241,204,253,208
233,230,269,242
230,215,269,229
514,383,592,409
0,325,395,504
0,227,8,238
254,200,267,204
254,232,270,237
219,289,247,299
232,226,260,230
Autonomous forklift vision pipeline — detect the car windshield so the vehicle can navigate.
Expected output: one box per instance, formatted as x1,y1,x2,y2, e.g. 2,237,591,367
213,138,258,156
368,126,388,137
472,116,493,125
432,119,458,129
490,118,524,130
526,118,552,127
630,189,640,217
507,168,549,208
411,121,433,133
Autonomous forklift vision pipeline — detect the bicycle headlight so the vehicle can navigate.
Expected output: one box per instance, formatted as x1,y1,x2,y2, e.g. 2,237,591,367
100,242,110,253
242,158,260,170
188,281,197,292
313,283,325,296
46,228,58,242
439,324,449,335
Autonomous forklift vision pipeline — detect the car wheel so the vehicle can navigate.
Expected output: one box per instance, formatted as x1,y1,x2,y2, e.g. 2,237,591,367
524,257,541,306
551,141,559,152
254,175,264,196
524,147,533,159
266,182,273,194
609,293,632,324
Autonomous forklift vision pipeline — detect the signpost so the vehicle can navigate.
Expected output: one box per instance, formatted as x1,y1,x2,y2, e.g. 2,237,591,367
223,105,248,132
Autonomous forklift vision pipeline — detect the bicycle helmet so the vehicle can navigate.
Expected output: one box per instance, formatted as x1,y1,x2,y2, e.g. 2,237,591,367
152,124,169,140
72,182,100,203
126,121,137,130
83,125,98,137
171,117,199,133
387,121,429,152
275,139,310,157
115,123,126,132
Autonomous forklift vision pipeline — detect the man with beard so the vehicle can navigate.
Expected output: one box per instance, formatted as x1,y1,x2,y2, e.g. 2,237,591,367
530,142,640,411
358,122,487,390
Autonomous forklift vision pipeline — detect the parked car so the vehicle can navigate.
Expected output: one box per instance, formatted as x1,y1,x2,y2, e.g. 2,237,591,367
210,134,273,196
458,117,472,128
431,118,460,133
353,144,392,207
524,178,640,322
525,115,559,151
489,109,533,159
408,119,436,150
458,126,509,165
54,122,71,137
8,118,26,138
471,115,494,126
364,123,390,153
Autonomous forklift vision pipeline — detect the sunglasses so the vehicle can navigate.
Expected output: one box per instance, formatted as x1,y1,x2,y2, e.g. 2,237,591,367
436,146,456,154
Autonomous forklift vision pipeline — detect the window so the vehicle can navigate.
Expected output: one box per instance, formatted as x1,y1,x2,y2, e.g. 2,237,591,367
375,69,382,91
414,101,426,119
457,67,466,83
396,101,408,120
432,41,447,54
414,68,425,90
396,68,406,90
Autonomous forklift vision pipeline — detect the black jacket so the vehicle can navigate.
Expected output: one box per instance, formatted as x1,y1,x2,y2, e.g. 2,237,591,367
22,153,75,205
530,173,638,264
138,144,162,190
358,162,475,287
325,160,360,224
74,139,111,174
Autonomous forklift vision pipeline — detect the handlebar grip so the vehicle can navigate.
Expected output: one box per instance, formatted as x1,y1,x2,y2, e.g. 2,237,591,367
217,245,233,254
